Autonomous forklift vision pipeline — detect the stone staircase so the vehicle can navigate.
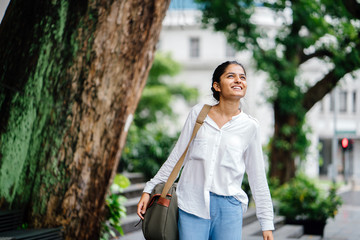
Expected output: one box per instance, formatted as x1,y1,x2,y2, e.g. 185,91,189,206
118,172,323,240
120,172,148,235
0,209,63,239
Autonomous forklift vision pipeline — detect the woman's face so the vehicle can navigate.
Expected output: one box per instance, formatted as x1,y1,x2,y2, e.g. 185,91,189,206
214,64,247,101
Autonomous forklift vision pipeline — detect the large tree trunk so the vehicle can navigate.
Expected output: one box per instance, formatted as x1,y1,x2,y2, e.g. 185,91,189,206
269,104,297,184
0,0,170,239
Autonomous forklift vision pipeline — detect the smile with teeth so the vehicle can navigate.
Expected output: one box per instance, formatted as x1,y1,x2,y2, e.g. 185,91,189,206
232,86,242,90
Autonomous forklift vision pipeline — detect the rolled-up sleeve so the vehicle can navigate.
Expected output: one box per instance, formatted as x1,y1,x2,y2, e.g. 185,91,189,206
244,123,275,231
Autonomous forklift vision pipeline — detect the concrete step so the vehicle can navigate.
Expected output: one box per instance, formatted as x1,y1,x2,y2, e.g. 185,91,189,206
118,173,146,235
243,215,285,238
241,236,263,240
243,218,265,237
116,229,144,240
273,224,303,239
123,196,140,216
121,213,142,235
123,172,147,184
121,182,146,199
243,207,257,226
298,235,322,240
119,226,312,240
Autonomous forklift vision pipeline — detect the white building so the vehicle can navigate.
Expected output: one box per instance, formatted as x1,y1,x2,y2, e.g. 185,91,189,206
159,1,360,185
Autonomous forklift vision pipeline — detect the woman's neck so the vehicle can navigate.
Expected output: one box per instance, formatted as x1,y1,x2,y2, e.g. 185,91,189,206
214,99,241,117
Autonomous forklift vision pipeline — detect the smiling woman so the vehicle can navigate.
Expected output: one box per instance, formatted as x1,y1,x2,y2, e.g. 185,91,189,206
211,61,247,102
216,66,247,98
137,61,274,240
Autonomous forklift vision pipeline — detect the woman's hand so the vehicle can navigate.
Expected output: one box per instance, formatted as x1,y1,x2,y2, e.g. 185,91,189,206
137,192,150,220
262,230,274,240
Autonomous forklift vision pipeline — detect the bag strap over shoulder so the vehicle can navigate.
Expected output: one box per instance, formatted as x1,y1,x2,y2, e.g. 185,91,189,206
160,104,212,199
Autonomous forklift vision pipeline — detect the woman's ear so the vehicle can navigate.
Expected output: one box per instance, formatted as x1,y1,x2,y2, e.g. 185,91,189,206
213,82,221,92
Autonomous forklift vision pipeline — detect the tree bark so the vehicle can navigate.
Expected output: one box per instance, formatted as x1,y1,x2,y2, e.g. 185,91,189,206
268,104,297,184
302,70,341,111
0,0,170,239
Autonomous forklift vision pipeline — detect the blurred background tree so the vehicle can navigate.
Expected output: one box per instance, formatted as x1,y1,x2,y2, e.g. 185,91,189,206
196,0,360,184
120,52,199,179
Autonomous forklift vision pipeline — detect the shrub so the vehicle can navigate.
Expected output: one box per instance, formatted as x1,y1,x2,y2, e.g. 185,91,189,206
273,174,342,222
101,174,131,239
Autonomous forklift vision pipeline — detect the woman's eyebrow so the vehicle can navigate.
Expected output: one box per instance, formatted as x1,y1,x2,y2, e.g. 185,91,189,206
225,72,236,75
226,72,246,76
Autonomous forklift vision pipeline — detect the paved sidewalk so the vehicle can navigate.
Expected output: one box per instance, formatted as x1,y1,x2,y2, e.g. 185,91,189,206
323,188,360,240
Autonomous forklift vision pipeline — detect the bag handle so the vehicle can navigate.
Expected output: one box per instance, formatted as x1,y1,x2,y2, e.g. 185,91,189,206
160,104,212,199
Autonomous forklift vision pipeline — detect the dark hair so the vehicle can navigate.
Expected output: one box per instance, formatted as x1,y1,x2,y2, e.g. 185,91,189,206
211,61,246,101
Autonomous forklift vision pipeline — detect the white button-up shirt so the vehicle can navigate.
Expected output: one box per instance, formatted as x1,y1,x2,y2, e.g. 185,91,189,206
144,103,274,231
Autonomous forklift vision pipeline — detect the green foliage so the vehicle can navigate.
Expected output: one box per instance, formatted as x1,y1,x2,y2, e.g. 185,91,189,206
272,174,343,221
272,120,312,160
113,174,131,189
20,223,29,230
134,52,198,128
101,174,131,240
268,177,281,195
122,125,179,179
121,52,198,177
147,52,181,85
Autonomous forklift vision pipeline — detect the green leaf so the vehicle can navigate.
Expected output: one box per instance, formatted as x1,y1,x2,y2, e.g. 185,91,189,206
113,174,130,189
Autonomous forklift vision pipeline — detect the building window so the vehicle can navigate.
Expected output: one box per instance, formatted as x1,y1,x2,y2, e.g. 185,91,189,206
189,37,200,58
339,91,347,112
226,43,236,58
353,91,357,113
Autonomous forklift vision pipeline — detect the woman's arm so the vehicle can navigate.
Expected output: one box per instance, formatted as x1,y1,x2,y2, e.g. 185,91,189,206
244,123,275,232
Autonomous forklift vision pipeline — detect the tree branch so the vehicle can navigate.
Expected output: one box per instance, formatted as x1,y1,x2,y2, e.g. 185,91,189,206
300,49,334,64
302,69,344,111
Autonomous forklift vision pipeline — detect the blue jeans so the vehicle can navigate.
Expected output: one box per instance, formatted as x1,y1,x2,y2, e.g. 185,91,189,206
178,192,243,240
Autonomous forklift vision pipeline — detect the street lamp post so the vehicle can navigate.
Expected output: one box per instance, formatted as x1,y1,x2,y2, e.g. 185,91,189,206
331,88,338,183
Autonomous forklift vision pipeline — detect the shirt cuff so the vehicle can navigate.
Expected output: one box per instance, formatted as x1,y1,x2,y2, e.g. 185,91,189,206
143,181,155,194
260,221,275,231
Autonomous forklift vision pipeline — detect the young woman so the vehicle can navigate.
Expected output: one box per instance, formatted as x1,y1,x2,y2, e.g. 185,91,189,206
137,61,274,240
